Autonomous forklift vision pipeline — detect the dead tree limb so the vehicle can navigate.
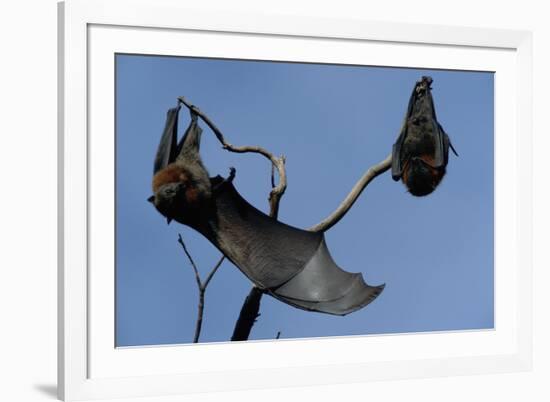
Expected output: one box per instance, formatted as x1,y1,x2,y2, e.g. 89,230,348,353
308,153,392,233
177,97,391,340
177,234,224,343
225,146,286,340
178,97,288,341
230,287,264,341
227,149,285,340
178,96,287,217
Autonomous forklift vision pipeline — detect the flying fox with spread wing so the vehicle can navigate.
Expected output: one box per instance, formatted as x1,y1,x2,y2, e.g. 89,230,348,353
148,104,384,316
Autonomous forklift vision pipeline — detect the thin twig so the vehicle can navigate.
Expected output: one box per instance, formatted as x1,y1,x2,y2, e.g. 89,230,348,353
204,255,225,289
308,153,393,233
178,97,226,145
177,234,225,343
177,234,201,290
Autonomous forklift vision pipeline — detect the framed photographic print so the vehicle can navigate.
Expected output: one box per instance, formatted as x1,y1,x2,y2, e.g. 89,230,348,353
58,0,533,400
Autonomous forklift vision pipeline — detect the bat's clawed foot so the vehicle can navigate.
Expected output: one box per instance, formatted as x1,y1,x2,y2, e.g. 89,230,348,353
227,167,236,182
213,167,237,194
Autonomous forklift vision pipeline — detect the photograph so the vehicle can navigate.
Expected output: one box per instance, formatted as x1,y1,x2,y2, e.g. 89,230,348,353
115,54,494,347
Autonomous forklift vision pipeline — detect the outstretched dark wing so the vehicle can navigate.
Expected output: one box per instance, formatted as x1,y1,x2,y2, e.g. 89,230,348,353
271,238,385,315
188,178,384,316
152,102,384,316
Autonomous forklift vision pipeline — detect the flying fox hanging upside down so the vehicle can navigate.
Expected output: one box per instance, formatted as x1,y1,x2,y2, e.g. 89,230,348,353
148,104,384,316
392,76,458,196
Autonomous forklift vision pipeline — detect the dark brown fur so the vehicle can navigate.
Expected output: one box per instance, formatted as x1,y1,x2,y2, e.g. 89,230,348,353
152,164,188,193
153,163,210,209
402,154,443,186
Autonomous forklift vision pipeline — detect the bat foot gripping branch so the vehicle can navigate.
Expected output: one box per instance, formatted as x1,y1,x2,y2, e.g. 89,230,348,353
213,167,236,194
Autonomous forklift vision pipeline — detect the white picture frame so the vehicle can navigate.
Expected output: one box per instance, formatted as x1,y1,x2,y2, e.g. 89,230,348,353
58,0,533,400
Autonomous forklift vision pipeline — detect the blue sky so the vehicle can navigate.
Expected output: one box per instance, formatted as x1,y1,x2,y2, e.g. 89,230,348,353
115,54,494,346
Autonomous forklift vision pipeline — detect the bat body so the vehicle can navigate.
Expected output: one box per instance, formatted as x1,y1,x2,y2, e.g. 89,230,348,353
149,105,384,316
392,76,458,196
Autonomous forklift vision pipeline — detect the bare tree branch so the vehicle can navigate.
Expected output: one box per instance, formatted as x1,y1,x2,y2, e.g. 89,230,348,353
177,234,202,290
194,293,205,344
271,163,276,188
177,234,225,343
178,97,289,341
178,97,226,145
177,97,392,340
178,97,287,217
230,287,264,341
230,150,286,340
228,147,287,340
221,143,286,217
204,255,225,289
308,153,393,233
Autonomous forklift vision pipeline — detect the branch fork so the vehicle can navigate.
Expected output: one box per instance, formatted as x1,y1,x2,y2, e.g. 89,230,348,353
176,96,391,342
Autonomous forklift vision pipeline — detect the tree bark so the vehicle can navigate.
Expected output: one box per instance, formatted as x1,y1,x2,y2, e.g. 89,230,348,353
230,287,264,341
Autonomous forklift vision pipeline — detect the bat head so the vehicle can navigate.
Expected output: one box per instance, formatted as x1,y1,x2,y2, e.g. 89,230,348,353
403,156,445,197
149,104,212,225
148,181,188,224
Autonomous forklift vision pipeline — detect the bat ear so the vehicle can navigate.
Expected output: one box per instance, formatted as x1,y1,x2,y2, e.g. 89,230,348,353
147,195,155,203
153,105,181,174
